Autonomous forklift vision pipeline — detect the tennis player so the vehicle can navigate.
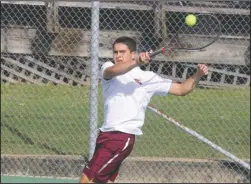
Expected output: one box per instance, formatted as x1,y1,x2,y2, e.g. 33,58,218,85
79,36,208,183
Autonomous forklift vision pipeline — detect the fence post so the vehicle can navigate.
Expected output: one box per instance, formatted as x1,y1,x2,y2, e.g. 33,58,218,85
89,1,100,160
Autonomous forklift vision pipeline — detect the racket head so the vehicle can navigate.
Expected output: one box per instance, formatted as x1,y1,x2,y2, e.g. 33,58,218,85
152,13,221,58
176,13,221,50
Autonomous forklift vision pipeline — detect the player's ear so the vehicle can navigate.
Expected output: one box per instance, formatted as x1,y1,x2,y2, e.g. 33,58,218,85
131,51,137,60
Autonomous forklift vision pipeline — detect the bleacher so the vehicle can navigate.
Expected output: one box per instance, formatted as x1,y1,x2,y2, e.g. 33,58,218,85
1,1,250,87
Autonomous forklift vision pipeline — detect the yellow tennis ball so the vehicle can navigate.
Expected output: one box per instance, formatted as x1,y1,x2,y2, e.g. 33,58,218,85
185,14,197,27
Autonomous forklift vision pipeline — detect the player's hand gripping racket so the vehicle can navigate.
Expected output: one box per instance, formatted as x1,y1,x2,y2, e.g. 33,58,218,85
149,13,221,58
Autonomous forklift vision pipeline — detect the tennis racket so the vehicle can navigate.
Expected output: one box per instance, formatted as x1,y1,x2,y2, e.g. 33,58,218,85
150,13,221,58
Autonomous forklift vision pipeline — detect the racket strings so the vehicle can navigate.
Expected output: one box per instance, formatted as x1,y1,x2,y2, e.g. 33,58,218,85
149,14,221,58
177,14,221,49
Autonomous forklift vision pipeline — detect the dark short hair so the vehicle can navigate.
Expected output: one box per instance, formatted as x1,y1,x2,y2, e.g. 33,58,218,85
112,36,136,52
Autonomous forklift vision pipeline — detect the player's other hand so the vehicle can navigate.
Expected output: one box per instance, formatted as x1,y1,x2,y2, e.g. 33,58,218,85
196,64,209,76
137,50,152,65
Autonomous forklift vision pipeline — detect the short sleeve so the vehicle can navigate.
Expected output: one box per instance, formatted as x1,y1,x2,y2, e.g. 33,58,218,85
100,61,114,80
144,72,172,96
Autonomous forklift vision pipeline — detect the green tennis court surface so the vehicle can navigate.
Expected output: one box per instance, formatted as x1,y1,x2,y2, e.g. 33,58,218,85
1,176,78,183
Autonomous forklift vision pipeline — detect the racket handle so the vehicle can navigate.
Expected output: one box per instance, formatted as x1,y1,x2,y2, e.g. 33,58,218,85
149,47,165,57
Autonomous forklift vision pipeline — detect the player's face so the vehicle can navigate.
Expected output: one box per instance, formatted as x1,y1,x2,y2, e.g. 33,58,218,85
113,43,136,64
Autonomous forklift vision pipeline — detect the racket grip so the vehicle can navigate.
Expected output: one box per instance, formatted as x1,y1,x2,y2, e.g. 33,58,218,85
149,47,165,57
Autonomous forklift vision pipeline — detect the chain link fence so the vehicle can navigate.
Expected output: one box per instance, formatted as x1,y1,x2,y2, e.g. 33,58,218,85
1,0,250,183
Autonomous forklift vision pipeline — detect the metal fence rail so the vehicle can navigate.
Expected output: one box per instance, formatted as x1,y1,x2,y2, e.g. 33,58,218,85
1,1,250,183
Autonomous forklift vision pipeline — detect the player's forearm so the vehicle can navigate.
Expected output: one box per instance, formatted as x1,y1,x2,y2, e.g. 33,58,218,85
103,61,138,80
181,72,201,95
